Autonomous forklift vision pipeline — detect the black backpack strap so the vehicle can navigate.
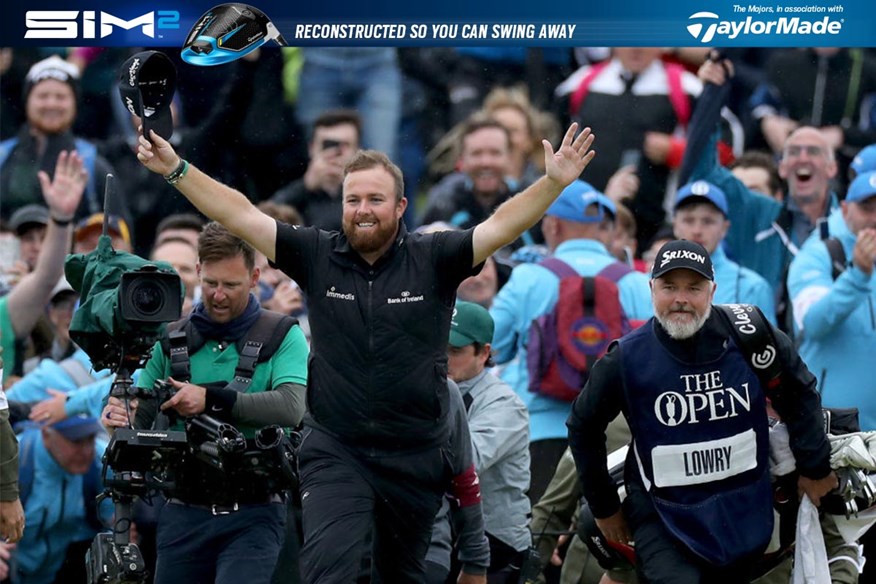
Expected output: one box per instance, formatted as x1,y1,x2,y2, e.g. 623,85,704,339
159,317,205,383
168,329,191,382
824,238,847,281
226,310,298,393
714,304,784,401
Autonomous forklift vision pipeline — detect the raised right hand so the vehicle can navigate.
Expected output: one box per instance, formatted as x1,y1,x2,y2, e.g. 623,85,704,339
136,127,180,177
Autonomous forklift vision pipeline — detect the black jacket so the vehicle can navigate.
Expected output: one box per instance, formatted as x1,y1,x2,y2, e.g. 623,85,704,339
273,221,479,448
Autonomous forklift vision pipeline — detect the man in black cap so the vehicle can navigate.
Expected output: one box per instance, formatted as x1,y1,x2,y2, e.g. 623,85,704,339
567,239,837,583
7,204,49,280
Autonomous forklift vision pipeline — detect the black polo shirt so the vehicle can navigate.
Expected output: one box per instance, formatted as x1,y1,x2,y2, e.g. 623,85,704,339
274,220,480,449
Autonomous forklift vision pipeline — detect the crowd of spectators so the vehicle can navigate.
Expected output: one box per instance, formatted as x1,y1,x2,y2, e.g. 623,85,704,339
2,45,876,584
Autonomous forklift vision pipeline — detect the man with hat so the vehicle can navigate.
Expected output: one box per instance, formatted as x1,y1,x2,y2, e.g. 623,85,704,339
426,300,530,583
8,204,49,275
0,415,108,584
73,213,132,253
788,170,876,432
0,55,126,225
490,179,652,503
672,180,776,322
850,144,876,180
568,239,836,582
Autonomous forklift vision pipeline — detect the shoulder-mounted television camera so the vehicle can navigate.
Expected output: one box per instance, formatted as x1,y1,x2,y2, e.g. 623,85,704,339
66,234,184,373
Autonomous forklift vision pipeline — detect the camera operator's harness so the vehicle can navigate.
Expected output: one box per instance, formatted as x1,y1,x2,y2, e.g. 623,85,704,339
158,310,301,506
163,310,297,393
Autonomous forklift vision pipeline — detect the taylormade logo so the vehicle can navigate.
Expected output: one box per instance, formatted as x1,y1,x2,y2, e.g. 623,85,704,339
686,11,842,43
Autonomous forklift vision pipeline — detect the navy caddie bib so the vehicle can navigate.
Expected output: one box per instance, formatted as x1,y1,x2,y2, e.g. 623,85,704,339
619,318,773,566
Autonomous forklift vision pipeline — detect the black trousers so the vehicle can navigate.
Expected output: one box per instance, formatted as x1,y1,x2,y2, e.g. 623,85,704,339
298,427,448,584
624,481,758,584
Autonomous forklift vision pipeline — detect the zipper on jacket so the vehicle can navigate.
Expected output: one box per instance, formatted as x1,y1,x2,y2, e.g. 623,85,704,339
366,278,376,435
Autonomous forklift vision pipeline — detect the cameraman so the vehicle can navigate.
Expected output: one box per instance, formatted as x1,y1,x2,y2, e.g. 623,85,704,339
101,222,309,584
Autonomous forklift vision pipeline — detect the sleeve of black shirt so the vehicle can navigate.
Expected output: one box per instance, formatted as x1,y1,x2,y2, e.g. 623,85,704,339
566,343,626,519
431,227,482,292
272,220,320,289
768,326,832,480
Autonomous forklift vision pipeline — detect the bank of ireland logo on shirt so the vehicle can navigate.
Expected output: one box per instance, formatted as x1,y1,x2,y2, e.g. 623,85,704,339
687,11,720,43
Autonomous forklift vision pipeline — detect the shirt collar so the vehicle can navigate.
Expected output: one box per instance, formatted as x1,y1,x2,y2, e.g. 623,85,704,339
554,238,612,257
456,369,489,396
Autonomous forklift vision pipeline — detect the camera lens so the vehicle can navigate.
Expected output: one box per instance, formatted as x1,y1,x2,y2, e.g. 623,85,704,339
131,281,164,316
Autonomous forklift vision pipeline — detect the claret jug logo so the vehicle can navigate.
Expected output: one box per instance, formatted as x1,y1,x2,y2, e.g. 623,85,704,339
25,10,180,39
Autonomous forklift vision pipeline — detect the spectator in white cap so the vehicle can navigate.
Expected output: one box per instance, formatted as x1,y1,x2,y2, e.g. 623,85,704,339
672,180,776,323
0,55,126,225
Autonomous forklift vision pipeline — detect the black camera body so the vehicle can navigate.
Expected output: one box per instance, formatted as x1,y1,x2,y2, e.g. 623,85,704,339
104,428,188,476
86,533,148,584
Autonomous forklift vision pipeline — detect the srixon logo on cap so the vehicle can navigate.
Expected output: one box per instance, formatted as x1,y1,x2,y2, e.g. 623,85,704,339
659,249,707,269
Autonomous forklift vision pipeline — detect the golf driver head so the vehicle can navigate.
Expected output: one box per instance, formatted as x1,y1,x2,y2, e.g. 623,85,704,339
181,3,287,66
